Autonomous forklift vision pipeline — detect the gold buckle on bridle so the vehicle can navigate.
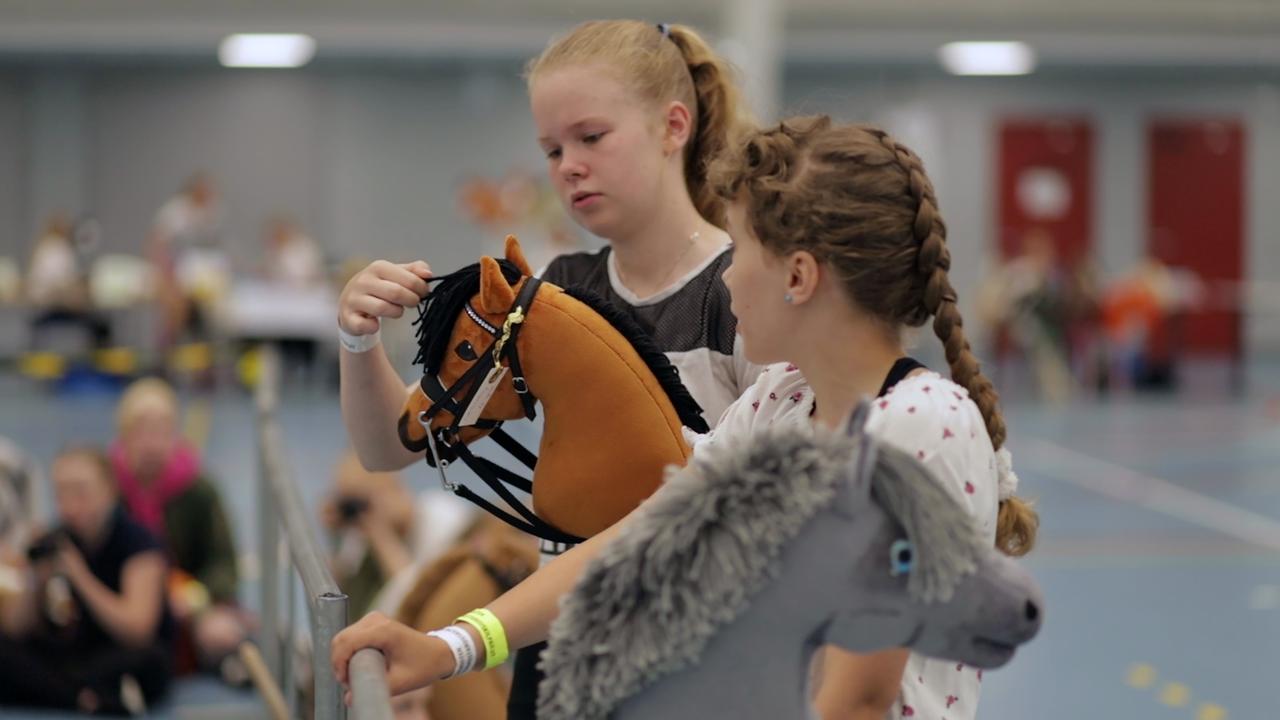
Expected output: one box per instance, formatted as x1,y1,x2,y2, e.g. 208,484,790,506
489,305,525,378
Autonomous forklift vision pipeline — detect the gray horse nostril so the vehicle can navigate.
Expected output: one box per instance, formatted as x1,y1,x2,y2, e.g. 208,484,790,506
1025,600,1040,623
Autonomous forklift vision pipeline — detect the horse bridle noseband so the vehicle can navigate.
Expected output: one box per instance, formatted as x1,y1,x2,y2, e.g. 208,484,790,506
416,276,584,545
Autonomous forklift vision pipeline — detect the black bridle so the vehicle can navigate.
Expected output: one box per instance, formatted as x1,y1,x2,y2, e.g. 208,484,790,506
416,275,584,545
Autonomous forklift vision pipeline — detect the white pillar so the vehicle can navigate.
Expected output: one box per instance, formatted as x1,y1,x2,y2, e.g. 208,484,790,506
718,0,784,124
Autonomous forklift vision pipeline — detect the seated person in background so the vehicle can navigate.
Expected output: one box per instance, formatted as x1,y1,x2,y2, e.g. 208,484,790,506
0,435,45,551
1100,254,1204,392
0,446,171,715
26,211,110,352
148,172,226,350
109,377,249,681
323,452,417,620
258,216,329,380
27,212,84,310
322,451,482,620
263,216,325,290
320,452,482,719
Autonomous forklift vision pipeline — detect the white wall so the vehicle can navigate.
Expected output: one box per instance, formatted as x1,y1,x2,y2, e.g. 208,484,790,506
87,68,325,264
51,62,538,273
0,62,1276,357
320,64,543,272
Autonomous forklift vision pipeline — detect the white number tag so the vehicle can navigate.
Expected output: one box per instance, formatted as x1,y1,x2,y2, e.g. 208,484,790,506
459,368,507,426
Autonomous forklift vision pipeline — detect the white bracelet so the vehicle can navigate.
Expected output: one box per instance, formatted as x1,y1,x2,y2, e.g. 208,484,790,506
427,626,478,678
339,324,381,354
435,625,478,677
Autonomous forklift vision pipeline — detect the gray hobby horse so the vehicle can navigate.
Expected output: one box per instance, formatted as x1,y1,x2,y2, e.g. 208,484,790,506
538,401,1043,719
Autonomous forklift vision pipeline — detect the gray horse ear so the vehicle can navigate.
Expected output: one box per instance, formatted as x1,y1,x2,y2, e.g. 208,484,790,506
834,406,878,517
844,397,874,437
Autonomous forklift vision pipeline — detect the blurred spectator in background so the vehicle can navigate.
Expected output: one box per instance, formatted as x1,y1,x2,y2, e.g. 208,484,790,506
322,451,480,620
978,229,1079,402
148,173,227,352
27,212,111,353
0,436,45,553
0,446,171,716
109,378,249,683
27,212,83,308
262,216,325,290
1100,254,1205,392
257,216,328,379
322,452,416,620
1064,252,1107,392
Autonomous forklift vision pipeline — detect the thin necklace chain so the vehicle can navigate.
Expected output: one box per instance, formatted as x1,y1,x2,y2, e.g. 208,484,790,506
617,230,701,294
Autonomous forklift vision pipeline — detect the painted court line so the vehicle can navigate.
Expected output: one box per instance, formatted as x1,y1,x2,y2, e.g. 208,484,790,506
1019,438,1280,554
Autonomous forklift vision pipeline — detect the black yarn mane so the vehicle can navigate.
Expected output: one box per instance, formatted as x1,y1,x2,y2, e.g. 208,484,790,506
412,259,526,375
560,285,709,434
412,260,709,434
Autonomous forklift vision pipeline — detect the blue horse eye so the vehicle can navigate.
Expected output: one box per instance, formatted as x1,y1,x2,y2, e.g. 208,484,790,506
889,539,914,576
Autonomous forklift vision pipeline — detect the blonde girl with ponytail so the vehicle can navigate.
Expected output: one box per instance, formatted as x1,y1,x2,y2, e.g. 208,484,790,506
334,19,766,718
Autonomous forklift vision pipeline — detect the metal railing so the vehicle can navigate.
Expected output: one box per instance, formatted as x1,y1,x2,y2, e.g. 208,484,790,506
255,344,393,720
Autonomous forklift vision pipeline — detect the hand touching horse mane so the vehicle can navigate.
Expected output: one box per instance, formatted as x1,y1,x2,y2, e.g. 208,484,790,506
398,236,708,541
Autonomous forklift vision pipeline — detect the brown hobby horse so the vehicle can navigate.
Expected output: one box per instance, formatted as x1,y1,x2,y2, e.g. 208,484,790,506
389,236,708,719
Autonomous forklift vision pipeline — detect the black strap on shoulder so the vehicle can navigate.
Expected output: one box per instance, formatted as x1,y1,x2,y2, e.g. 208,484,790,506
878,357,927,397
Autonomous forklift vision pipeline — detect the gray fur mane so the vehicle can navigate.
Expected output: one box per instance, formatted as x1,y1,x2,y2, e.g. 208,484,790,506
537,418,986,720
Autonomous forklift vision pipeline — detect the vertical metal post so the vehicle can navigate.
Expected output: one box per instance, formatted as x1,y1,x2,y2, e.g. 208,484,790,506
255,340,391,717
349,649,395,720
314,591,350,720
257,392,282,685
284,551,298,718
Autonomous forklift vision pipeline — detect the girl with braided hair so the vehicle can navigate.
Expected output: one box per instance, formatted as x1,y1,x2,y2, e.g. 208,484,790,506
713,115,1038,719
333,116,1038,720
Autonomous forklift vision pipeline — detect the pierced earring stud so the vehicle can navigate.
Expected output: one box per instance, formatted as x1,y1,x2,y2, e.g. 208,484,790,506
783,293,793,304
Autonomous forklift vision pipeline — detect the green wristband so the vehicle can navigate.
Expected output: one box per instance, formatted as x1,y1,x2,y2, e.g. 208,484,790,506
456,608,510,670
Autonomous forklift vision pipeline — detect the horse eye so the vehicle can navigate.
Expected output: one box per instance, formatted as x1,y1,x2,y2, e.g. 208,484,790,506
889,539,914,577
455,340,478,361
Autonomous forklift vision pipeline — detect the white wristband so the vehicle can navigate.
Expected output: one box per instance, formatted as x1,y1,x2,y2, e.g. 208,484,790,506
339,324,381,354
427,626,478,678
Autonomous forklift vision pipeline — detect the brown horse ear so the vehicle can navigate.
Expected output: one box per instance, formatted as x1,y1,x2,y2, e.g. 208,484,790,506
479,256,517,314
504,235,533,276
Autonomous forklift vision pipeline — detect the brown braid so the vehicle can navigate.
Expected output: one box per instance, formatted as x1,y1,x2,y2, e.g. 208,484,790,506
870,130,1008,451
709,116,1038,556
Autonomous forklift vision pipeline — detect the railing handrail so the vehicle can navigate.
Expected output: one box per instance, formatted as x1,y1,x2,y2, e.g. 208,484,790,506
256,347,339,601
349,649,395,720
259,420,342,602
254,343,393,719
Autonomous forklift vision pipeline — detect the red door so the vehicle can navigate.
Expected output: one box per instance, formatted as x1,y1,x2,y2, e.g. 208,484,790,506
998,118,1095,266
1147,119,1244,356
